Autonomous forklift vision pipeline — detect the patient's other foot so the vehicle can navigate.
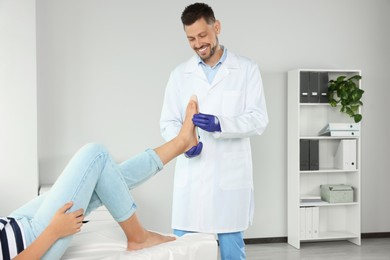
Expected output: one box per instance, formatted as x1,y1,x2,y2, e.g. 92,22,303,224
127,230,175,251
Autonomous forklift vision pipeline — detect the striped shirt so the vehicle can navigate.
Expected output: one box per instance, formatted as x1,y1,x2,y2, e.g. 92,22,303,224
0,217,25,260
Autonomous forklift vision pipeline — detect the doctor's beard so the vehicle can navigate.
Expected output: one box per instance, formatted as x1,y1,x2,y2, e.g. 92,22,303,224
198,37,220,63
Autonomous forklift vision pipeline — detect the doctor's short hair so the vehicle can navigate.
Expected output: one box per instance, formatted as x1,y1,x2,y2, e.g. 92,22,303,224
181,2,216,26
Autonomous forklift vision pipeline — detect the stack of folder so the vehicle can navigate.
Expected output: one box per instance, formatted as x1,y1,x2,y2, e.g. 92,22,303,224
300,71,329,103
300,206,320,239
300,139,319,171
318,123,360,137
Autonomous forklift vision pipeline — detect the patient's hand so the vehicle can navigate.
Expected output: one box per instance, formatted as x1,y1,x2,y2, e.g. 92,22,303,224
47,202,85,239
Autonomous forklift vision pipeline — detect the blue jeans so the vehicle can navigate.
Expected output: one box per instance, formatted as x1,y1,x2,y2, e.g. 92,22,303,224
10,143,163,260
174,229,246,260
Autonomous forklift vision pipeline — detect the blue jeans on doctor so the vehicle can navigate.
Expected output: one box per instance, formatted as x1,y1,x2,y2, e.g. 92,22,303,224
10,143,163,260
174,229,246,260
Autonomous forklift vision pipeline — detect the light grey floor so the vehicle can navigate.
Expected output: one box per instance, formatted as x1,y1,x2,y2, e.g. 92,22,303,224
219,238,390,260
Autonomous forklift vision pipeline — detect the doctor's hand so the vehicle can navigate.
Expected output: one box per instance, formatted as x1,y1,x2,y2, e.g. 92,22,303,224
192,113,221,132
185,141,203,158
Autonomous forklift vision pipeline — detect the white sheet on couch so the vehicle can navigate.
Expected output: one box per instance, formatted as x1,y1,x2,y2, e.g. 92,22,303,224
61,220,218,260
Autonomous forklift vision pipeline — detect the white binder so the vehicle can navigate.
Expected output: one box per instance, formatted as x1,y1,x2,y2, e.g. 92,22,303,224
300,207,306,239
319,123,360,134
334,139,357,170
305,207,313,238
301,207,320,239
320,130,360,137
312,207,319,238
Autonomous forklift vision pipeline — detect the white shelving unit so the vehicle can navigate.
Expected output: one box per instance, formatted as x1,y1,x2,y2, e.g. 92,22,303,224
287,69,361,249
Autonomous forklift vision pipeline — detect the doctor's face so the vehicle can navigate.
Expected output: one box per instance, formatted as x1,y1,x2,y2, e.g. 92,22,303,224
184,17,221,65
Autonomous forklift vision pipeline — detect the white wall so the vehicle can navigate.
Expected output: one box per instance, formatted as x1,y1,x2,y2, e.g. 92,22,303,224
36,0,390,237
0,0,38,215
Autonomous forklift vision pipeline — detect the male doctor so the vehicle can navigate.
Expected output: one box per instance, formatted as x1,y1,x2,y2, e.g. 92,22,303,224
160,3,268,259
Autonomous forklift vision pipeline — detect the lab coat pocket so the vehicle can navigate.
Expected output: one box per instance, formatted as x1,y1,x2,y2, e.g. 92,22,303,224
219,152,251,190
222,90,243,116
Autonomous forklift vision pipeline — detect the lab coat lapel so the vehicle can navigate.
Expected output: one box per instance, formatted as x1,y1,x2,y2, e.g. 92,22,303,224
211,65,229,88
211,52,239,88
184,55,208,83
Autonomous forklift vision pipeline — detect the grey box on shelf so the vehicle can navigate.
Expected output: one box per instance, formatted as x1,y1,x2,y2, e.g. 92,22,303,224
320,184,353,203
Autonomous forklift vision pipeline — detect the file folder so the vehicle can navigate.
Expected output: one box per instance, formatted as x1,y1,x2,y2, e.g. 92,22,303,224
300,207,306,239
309,72,319,103
305,207,313,238
301,207,320,239
300,139,310,170
300,71,310,103
334,140,357,170
312,207,319,238
320,130,360,137
319,123,360,135
319,72,329,103
309,140,319,170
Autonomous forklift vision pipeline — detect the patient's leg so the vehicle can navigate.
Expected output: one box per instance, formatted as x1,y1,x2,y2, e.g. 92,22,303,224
120,97,198,250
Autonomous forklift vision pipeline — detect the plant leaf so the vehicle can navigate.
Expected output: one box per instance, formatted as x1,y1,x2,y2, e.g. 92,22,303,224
354,114,362,123
336,76,346,82
348,75,362,82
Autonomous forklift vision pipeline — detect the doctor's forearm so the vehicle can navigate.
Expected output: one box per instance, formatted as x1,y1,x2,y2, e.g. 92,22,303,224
215,114,268,138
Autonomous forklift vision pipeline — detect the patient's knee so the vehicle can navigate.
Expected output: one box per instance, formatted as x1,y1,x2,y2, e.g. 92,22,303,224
79,143,109,158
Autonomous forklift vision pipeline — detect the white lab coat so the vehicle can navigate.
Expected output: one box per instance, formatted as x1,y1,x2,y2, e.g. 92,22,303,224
160,50,268,233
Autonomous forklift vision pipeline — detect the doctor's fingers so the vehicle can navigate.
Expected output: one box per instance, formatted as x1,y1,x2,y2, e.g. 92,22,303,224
186,145,198,155
193,142,203,155
185,142,203,158
189,142,203,155
192,117,210,126
184,146,196,158
193,113,212,119
185,145,198,157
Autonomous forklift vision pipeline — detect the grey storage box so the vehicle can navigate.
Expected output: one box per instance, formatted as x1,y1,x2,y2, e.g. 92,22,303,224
320,184,353,203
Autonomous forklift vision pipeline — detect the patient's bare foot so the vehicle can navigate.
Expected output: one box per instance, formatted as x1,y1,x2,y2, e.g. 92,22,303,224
127,230,176,251
177,95,199,152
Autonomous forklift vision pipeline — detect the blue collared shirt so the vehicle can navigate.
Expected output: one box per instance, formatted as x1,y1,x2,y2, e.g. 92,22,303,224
198,45,227,84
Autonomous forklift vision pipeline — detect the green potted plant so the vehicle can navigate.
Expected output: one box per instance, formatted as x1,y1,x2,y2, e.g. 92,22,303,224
328,74,364,123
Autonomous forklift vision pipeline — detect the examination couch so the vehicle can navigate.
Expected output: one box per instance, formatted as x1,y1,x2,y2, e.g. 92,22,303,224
61,206,218,260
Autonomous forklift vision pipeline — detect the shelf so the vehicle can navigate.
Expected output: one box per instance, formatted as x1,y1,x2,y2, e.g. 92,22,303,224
301,231,359,242
300,136,359,140
300,103,329,106
300,202,359,207
300,169,359,174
